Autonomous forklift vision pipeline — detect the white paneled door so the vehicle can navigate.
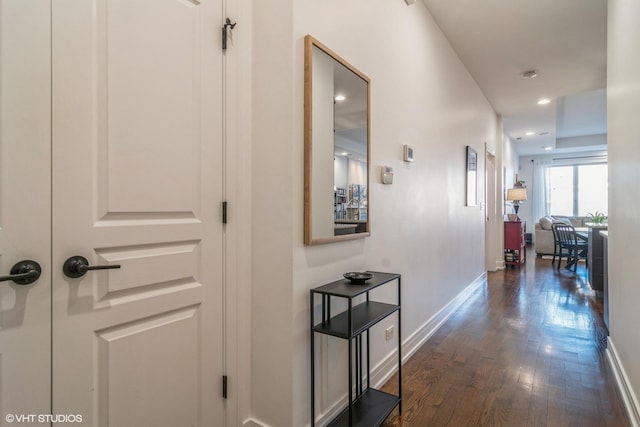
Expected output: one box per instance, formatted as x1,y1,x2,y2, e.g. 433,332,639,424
1,0,225,425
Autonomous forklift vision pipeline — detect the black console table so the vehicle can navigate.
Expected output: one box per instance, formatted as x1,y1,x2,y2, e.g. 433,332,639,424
310,272,402,426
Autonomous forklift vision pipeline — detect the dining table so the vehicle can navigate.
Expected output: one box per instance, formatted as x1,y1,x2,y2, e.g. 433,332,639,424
575,226,589,241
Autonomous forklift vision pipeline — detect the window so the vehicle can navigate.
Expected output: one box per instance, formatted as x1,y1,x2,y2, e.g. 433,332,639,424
549,163,608,216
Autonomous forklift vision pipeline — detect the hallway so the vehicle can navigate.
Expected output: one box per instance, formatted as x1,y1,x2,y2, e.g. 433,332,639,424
382,248,630,426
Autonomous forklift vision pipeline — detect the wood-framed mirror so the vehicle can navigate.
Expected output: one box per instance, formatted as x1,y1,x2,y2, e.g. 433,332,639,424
304,35,371,245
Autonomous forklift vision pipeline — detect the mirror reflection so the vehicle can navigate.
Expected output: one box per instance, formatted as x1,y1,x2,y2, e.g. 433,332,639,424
304,35,370,245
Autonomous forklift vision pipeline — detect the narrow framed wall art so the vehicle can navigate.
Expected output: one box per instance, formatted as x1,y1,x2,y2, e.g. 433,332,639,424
466,146,477,206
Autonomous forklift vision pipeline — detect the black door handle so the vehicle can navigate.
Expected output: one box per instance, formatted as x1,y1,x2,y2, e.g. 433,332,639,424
0,260,42,285
63,256,121,278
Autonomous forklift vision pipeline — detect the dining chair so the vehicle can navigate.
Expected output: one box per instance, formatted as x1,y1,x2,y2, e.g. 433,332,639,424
552,223,589,272
550,221,569,266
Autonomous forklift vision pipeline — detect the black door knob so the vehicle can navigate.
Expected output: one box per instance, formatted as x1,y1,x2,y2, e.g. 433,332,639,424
0,260,42,285
62,256,121,278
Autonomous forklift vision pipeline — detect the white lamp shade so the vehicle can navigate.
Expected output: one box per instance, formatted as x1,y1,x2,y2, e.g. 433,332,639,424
507,188,527,202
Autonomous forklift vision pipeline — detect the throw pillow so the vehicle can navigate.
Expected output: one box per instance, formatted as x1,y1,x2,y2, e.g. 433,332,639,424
539,216,553,230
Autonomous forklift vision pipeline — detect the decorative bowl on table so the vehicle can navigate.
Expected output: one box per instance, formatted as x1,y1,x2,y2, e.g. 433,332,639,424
343,272,373,284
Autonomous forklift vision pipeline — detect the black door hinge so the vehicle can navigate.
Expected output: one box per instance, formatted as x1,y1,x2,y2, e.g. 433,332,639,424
222,375,228,399
222,18,237,51
222,201,228,224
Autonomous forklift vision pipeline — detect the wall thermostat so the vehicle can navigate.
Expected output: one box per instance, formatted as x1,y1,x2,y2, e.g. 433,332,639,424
381,166,394,184
403,144,414,162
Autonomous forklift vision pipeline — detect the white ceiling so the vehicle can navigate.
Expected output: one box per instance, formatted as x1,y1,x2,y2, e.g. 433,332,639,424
422,0,608,156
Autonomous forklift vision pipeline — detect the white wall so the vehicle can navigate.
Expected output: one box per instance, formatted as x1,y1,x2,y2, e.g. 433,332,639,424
516,156,537,227
485,119,503,272
251,0,295,425
607,0,640,422
502,135,519,216
333,157,346,190
334,157,366,189
252,1,498,426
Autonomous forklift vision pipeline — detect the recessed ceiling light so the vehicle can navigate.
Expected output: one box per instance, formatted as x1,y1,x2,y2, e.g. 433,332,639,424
334,95,346,102
521,70,538,79
525,131,535,136
543,146,552,151
537,98,551,105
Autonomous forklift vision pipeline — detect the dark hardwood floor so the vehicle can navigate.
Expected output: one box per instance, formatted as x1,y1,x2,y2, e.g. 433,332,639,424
381,246,630,427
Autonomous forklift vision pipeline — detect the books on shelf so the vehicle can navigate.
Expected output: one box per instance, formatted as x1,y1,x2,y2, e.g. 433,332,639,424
504,249,520,262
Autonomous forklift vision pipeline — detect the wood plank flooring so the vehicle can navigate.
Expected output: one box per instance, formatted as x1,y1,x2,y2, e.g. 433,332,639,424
381,248,630,426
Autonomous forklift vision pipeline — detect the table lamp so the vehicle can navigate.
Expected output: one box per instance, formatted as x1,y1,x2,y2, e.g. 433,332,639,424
507,188,527,220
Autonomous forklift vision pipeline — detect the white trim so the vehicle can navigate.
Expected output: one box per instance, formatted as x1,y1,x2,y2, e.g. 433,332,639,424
370,273,487,388
312,392,353,427
552,154,608,166
486,142,496,158
370,348,400,390
242,419,268,427
607,338,640,427
223,0,253,425
394,272,487,369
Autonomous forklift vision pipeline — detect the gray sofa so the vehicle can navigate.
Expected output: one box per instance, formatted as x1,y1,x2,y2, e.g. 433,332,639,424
534,216,587,256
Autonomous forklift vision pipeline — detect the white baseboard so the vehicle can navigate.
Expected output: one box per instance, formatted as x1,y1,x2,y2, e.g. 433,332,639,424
371,272,487,388
312,392,352,427
607,338,640,427
401,272,486,366
242,419,268,427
